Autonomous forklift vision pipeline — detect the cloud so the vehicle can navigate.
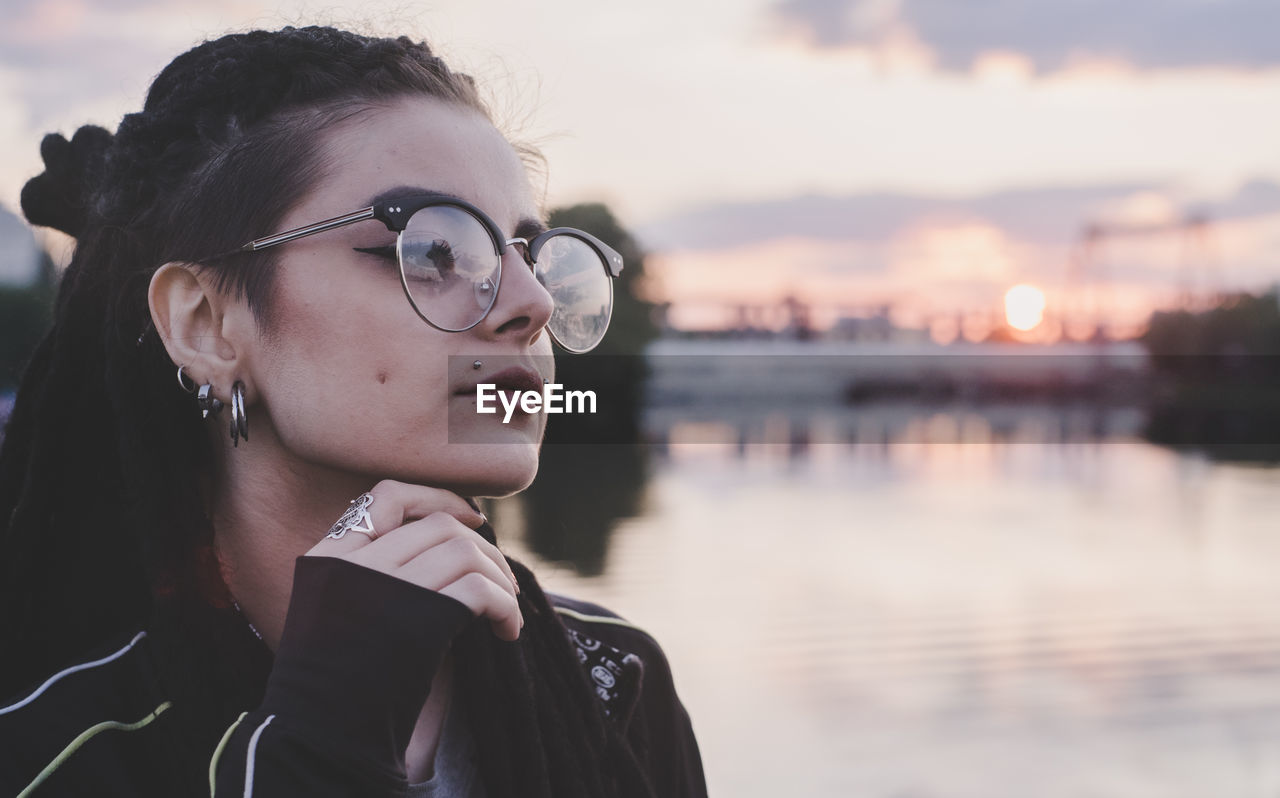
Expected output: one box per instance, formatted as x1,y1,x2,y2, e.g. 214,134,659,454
636,179,1280,253
0,0,275,129
641,180,1280,337
768,0,1280,71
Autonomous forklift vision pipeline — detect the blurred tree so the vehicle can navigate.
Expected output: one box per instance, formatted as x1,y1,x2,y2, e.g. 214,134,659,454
1142,289,1280,368
1140,288,1280,461
507,203,658,575
0,246,57,391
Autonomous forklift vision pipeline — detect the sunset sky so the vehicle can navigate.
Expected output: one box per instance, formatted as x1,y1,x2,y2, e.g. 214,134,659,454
2,0,1279,338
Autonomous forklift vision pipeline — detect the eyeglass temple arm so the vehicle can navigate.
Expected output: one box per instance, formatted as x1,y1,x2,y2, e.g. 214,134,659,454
233,209,625,281
239,207,377,253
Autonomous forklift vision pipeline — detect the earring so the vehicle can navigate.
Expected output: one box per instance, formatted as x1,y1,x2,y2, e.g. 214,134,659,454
176,365,197,394
230,380,248,447
197,383,223,419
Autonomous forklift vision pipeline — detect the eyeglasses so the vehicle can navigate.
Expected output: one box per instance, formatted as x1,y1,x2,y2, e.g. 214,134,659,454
212,193,624,353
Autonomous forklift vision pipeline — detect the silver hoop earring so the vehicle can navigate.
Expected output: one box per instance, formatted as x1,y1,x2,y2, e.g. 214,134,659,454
176,365,197,394
230,380,248,447
197,384,223,419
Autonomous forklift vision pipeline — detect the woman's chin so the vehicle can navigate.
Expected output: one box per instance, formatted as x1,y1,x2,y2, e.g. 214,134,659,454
427,447,541,499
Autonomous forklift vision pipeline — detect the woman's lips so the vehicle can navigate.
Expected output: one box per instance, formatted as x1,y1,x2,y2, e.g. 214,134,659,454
454,366,545,397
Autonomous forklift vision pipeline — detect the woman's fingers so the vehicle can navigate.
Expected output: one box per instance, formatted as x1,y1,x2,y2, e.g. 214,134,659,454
368,479,485,530
399,534,518,602
351,512,520,593
305,480,482,555
302,481,521,640
438,572,523,642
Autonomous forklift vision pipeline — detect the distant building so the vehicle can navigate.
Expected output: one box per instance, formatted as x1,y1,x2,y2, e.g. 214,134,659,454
830,313,891,342
826,304,929,344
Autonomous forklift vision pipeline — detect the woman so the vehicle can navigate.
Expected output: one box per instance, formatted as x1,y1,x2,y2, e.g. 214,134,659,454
0,25,706,798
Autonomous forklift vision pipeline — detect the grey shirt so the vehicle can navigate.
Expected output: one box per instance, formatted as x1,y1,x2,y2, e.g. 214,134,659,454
405,693,486,798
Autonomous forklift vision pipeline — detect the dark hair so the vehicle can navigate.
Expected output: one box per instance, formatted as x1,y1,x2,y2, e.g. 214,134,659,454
1,25,653,798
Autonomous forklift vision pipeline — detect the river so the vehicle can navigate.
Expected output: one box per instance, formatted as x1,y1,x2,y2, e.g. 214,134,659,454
499,427,1280,797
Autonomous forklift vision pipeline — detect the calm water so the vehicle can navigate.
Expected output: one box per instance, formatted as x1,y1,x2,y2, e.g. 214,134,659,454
498,433,1280,797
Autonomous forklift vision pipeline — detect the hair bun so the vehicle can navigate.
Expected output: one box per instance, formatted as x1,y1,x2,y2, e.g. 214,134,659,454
20,124,114,238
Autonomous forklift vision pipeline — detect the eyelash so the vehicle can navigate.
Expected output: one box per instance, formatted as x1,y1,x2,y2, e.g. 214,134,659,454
353,245,397,261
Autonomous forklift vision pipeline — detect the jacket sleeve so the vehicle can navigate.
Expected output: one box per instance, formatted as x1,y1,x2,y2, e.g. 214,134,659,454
210,555,475,797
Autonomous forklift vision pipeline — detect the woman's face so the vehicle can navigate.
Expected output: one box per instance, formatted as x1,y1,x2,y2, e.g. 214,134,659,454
243,95,556,497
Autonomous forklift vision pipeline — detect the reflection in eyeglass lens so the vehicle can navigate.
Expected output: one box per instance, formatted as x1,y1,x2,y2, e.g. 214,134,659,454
539,235,611,351
401,206,501,329
396,205,613,346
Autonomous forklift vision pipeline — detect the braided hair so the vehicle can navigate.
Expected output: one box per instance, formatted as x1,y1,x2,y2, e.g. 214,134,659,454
1,26,655,798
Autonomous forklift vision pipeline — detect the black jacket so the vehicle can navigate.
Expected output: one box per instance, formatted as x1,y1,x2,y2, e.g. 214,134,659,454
0,555,707,796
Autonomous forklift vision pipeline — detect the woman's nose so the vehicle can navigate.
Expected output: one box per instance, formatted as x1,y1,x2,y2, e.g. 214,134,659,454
478,242,555,342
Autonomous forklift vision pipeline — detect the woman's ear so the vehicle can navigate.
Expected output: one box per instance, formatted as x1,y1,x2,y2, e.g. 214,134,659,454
148,263,251,398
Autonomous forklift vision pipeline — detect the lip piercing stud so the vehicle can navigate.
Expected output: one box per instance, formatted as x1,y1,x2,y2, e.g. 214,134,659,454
473,360,482,370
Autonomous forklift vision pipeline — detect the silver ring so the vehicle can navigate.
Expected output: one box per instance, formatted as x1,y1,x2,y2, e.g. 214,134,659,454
326,492,378,541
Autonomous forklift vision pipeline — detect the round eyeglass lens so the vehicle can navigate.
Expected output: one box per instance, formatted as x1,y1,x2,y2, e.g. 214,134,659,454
535,234,613,352
398,205,501,330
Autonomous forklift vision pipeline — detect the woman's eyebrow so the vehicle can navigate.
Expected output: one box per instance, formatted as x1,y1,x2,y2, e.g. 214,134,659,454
364,184,457,207
515,217,548,240
364,186,548,239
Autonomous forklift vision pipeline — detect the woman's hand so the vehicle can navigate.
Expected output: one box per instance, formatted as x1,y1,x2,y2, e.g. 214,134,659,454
304,479,523,641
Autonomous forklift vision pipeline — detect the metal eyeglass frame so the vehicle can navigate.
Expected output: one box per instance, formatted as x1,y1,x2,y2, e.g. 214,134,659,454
218,192,625,353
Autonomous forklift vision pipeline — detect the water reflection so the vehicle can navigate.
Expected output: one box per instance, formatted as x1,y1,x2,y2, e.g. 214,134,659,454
494,341,1280,794
1144,402,1280,463
501,433,1280,798
507,399,1274,575
646,401,1147,453
508,443,649,575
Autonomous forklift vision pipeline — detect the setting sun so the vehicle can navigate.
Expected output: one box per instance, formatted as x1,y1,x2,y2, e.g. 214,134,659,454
1004,284,1046,330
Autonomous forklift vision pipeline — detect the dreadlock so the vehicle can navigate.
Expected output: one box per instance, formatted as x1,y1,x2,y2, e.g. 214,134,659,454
0,25,655,798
